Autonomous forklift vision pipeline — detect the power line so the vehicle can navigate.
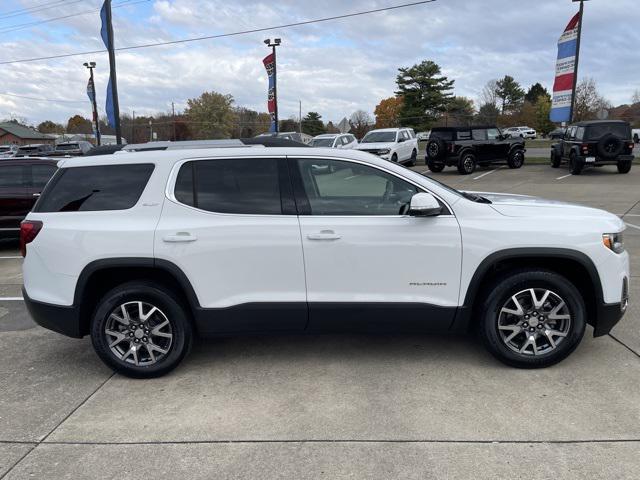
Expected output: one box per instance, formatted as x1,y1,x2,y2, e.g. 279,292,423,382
0,0,70,18
0,0,437,65
0,92,86,104
0,0,83,22
0,0,147,35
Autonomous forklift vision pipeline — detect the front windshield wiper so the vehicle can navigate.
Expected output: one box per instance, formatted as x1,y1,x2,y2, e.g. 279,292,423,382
461,191,492,204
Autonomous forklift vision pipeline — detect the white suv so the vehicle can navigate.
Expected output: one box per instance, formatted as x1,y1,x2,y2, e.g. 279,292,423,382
355,128,419,166
22,147,629,377
504,126,537,139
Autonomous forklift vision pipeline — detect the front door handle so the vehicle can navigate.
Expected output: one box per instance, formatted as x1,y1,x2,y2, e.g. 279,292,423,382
163,232,197,243
307,230,341,241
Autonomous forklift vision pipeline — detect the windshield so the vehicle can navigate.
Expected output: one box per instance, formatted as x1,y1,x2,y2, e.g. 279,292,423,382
361,132,396,143
0,146,12,152
18,147,38,152
311,138,335,147
585,124,631,140
56,144,80,151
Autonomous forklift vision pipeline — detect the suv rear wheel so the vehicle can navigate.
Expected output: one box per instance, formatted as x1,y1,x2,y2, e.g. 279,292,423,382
407,149,417,167
507,149,525,169
427,158,445,172
457,152,477,175
91,281,193,378
477,270,586,368
550,150,561,168
569,152,583,175
617,161,632,174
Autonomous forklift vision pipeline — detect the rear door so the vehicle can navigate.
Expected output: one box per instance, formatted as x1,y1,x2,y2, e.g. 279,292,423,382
154,156,307,334
0,163,30,233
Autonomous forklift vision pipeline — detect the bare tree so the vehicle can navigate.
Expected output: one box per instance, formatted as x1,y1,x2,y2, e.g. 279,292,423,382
633,89,640,105
480,79,499,107
573,78,611,121
350,110,373,138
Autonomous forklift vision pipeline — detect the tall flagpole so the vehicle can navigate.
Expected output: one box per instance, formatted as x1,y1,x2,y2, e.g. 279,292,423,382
569,0,586,123
104,0,122,144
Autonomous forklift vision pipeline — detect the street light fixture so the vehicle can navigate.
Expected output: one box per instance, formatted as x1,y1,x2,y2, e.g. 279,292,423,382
83,61,101,146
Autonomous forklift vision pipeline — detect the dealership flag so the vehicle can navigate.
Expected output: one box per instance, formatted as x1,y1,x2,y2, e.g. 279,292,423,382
550,12,581,123
100,2,117,129
263,52,277,132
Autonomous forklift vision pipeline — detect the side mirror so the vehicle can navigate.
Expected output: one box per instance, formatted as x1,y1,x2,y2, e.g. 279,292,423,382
408,192,442,217
397,137,405,143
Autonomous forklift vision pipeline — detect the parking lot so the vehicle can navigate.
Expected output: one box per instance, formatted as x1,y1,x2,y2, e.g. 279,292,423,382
1,163,639,479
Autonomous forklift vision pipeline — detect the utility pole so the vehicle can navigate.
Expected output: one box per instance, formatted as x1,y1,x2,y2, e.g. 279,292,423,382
83,61,101,146
263,38,281,133
149,119,153,142
569,0,587,123
172,102,177,141
131,110,135,144
102,0,122,144
299,100,302,133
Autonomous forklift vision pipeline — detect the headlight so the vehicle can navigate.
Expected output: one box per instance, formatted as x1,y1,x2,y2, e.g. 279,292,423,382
378,149,390,155
603,232,624,254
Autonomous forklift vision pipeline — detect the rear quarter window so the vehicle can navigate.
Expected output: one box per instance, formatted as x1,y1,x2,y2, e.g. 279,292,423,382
34,164,154,212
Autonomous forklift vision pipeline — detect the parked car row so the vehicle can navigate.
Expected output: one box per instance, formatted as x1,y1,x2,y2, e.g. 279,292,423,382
0,141,94,159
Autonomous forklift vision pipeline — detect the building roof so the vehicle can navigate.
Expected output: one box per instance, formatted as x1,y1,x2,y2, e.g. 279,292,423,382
0,122,54,140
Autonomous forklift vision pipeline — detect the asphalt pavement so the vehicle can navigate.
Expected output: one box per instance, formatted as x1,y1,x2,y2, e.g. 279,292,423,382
1,163,639,479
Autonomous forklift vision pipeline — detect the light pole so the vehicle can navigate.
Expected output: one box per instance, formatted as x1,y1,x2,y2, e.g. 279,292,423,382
569,0,588,123
263,38,281,133
83,61,101,146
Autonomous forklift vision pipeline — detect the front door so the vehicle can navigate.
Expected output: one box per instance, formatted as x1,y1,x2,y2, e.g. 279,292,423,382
291,157,462,333
155,157,307,334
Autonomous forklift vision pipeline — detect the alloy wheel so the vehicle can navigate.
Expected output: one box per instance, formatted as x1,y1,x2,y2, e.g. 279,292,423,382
104,301,173,366
497,288,571,356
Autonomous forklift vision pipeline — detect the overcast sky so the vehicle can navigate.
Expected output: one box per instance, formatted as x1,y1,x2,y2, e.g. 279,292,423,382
0,0,637,126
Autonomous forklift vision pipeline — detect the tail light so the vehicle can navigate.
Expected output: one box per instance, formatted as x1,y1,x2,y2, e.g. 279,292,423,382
20,220,43,257
581,143,590,155
629,143,635,151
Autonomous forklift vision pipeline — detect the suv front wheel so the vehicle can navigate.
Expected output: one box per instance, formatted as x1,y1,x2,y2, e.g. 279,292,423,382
458,152,477,175
507,149,525,169
477,270,586,368
91,281,193,378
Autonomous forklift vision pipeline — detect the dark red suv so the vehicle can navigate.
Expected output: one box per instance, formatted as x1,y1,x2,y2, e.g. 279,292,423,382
0,158,58,239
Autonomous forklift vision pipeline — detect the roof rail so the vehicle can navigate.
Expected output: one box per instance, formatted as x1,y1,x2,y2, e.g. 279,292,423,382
122,139,265,152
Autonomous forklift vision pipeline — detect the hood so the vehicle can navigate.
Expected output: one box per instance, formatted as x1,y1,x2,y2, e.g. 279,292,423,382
469,191,625,227
355,142,394,150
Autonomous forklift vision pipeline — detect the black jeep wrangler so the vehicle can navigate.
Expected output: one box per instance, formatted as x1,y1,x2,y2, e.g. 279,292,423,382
425,126,526,175
551,120,635,175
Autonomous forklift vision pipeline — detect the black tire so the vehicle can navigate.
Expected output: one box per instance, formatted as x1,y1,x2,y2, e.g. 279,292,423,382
597,134,623,159
426,158,445,172
457,152,476,175
507,149,525,169
391,153,398,163
90,281,193,378
407,149,417,167
617,161,632,174
426,139,445,160
550,150,561,168
569,152,583,175
477,269,586,368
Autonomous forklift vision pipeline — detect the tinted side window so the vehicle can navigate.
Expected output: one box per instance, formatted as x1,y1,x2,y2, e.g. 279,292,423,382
31,165,57,189
0,166,26,188
457,130,472,140
487,128,500,140
295,158,417,216
472,129,487,141
175,159,282,215
35,164,154,212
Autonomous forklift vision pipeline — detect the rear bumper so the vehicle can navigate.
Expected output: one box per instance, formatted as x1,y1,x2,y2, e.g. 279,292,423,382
577,154,634,165
22,287,83,338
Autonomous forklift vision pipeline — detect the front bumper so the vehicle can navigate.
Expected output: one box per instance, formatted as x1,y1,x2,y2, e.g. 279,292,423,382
593,301,627,337
23,287,83,338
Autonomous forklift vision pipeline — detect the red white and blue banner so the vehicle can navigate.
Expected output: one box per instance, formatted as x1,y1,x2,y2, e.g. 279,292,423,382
263,52,277,132
550,12,580,123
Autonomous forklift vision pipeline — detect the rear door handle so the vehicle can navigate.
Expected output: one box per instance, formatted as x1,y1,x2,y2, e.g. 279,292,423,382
307,230,341,241
163,232,197,243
